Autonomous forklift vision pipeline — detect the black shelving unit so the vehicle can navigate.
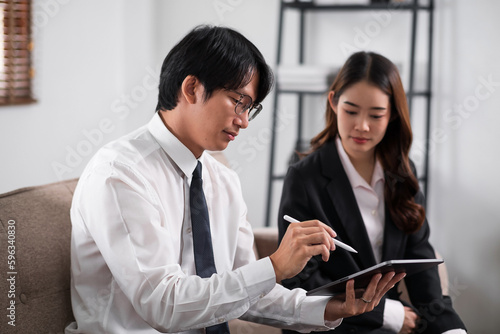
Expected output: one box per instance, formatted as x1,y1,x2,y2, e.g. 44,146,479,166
264,0,435,226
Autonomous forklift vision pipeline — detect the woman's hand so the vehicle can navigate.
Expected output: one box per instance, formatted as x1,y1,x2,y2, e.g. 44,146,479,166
324,271,406,321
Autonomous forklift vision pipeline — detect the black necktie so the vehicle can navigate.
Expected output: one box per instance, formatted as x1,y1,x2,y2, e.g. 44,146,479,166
190,161,230,334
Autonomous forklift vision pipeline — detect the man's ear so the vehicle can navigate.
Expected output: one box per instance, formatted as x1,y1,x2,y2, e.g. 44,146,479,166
181,75,200,105
328,91,337,114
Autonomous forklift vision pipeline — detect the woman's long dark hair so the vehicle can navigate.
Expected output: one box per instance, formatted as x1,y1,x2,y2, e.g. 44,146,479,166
310,51,425,234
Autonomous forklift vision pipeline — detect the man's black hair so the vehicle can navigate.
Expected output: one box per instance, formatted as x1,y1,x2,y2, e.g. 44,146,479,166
156,25,274,111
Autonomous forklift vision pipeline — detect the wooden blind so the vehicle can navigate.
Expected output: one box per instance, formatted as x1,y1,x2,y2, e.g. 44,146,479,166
0,0,34,105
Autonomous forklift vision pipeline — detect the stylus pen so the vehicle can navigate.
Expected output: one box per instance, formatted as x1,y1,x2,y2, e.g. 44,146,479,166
283,215,358,253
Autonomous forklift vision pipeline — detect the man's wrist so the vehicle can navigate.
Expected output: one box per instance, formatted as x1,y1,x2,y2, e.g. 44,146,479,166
269,254,284,283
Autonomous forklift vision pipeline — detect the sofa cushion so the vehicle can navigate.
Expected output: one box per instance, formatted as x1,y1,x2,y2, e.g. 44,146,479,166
0,178,78,333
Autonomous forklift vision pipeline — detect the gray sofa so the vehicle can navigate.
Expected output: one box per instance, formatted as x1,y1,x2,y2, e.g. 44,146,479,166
0,178,280,334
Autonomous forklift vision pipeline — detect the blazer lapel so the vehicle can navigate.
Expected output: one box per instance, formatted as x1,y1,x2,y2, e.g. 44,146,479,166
320,141,377,269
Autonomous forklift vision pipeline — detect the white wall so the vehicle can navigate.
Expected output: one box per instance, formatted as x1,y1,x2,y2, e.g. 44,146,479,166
0,0,159,192
0,0,498,332
428,1,500,331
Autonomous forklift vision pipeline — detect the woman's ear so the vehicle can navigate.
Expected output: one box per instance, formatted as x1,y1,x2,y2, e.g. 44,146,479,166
181,75,200,105
328,91,337,114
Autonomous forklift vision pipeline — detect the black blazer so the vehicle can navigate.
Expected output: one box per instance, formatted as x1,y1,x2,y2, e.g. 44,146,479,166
278,139,466,333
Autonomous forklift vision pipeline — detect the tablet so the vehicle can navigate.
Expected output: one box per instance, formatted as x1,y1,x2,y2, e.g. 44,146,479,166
306,259,444,297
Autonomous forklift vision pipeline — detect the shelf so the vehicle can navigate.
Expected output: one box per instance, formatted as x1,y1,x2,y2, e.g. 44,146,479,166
282,2,433,11
407,91,431,97
276,88,328,94
265,0,435,226
271,175,286,181
270,162,431,183
276,89,431,96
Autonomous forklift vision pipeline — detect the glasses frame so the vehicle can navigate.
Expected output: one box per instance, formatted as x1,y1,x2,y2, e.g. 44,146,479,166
226,89,263,121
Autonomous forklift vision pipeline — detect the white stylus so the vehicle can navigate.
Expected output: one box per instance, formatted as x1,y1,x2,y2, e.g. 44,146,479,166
283,215,358,253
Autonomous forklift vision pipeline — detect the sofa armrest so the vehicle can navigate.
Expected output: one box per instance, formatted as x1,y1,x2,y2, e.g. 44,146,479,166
252,227,279,259
0,178,78,333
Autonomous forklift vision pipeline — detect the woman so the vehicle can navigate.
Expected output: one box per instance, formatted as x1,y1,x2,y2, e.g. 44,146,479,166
278,52,466,334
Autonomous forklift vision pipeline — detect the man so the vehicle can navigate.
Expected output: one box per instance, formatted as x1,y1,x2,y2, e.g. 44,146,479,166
66,25,404,334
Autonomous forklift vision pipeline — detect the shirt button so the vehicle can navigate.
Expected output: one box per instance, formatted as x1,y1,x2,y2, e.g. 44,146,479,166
186,227,192,234
371,210,377,216
217,317,225,323
259,293,266,299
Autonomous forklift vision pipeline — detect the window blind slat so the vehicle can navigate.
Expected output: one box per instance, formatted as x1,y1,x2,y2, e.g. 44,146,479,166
0,0,34,105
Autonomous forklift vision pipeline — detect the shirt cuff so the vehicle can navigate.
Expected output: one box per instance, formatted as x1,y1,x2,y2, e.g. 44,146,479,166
238,257,279,303
382,298,405,332
301,295,342,330
442,330,467,334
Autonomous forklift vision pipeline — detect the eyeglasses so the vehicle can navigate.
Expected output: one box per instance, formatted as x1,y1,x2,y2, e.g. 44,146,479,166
226,89,262,121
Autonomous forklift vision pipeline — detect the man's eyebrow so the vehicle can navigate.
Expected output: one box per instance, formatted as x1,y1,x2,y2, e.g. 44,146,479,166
228,89,255,103
343,100,387,111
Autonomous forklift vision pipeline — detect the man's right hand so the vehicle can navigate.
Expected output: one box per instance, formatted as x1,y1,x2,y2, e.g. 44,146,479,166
269,219,336,283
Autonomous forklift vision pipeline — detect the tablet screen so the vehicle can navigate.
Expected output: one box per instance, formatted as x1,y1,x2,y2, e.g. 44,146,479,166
306,259,444,296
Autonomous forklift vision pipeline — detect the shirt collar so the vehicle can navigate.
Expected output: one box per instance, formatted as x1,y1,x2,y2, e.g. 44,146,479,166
147,112,202,178
335,136,384,190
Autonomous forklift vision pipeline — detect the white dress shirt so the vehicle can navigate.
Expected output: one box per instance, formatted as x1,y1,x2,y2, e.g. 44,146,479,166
336,137,466,334
65,112,340,334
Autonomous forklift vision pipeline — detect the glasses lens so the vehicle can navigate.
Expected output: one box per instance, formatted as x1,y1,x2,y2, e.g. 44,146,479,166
236,95,252,114
248,104,262,121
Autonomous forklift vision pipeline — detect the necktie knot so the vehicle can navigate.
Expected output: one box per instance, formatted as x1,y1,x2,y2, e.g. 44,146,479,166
193,161,202,180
